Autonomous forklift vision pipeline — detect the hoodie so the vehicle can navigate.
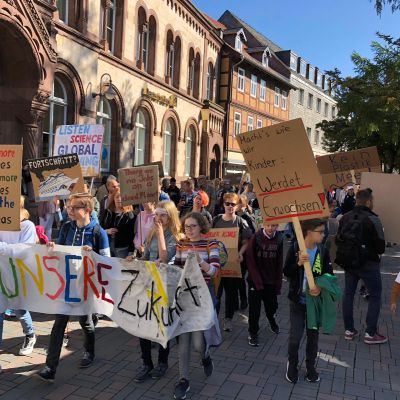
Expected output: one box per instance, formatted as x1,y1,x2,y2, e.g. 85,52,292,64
57,219,110,257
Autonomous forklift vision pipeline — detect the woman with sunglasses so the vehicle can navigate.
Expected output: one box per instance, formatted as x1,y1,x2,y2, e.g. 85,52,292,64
173,212,220,400
212,192,253,332
128,201,181,382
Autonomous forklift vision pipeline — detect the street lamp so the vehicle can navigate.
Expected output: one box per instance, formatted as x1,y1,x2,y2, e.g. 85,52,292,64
92,73,117,100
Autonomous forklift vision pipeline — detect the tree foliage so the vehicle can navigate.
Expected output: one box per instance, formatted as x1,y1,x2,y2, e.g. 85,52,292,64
318,34,400,172
373,0,400,15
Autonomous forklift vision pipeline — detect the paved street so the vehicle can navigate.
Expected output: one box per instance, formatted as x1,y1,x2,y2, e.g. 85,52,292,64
1,244,400,400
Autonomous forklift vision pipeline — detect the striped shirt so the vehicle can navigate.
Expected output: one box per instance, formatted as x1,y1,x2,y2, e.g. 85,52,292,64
175,239,220,283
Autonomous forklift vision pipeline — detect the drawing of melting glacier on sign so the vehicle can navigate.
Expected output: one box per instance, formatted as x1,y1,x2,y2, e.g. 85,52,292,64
39,172,79,198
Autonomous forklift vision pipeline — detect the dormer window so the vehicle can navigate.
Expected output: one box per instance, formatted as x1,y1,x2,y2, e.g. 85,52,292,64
235,34,242,52
262,48,271,68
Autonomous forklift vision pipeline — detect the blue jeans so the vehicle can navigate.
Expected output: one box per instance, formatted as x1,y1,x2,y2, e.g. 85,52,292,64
342,261,382,336
0,309,34,347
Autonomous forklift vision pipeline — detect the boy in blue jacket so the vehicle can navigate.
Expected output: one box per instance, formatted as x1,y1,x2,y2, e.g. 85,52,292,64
37,194,110,382
283,218,332,384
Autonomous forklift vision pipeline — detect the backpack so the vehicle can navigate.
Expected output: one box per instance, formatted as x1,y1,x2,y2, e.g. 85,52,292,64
58,221,102,254
335,211,369,270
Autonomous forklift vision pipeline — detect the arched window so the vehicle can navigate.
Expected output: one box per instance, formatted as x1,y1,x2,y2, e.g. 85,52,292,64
173,36,181,89
43,76,68,156
188,48,195,95
193,53,201,99
136,7,147,68
206,62,214,101
147,16,156,75
134,108,148,166
96,98,113,172
163,118,176,176
165,30,174,83
185,126,196,176
106,1,116,53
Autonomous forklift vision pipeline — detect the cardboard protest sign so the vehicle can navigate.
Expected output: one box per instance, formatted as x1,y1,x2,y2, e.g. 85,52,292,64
53,124,104,177
138,161,165,178
236,118,329,224
27,154,85,202
317,147,381,190
118,165,159,206
0,145,22,231
204,228,240,277
360,172,400,243
0,244,214,348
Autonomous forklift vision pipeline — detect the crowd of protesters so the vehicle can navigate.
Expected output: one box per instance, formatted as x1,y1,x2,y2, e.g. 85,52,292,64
0,174,394,399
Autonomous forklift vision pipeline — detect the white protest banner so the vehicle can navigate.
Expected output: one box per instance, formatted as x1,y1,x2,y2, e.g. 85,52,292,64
0,244,214,347
0,145,22,231
53,124,104,177
118,165,159,206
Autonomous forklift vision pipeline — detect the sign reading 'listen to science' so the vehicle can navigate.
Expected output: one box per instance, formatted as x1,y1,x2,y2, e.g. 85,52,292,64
236,118,329,224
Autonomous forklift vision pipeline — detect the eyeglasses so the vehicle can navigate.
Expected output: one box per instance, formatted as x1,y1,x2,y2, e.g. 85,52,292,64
184,224,199,230
66,206,85,212
224,202,237,207
312,230,325,234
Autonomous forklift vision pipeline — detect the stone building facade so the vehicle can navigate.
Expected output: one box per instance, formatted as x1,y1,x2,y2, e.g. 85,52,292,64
0,0,225,181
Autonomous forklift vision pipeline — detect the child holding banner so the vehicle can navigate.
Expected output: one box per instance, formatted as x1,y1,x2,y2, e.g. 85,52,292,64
37,193,110,382
283,219,332,384
129,200,181,382
173,212,220,400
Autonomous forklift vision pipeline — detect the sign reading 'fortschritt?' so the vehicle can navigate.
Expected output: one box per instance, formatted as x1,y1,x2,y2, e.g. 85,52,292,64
236,118,329,224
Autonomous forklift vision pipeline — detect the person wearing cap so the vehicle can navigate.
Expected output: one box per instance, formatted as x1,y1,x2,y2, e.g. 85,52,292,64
166,177,181,206
341,186,356,214
192,191,212,224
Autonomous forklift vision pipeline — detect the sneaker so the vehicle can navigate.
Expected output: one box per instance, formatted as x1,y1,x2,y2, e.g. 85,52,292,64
285,361,298,384
151,363,167,379
223,318,232,332
134,364,153,382
19,334,37,356
306,367,320,383
345,329,359,341
174,378,190,400
62,334,69,348
364,332,388,344
269,318,280,334
36,366,55,382
79,351,94,368
248,334,259,347
202,356,214,377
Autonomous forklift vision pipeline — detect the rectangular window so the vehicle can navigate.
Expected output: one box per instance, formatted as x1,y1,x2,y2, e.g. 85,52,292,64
290,54,297,71
57,0,68,23
300,59,307,76
282,91,288,110
308,65,315,83
235,35,242,52
250,75,257,98
234,112,241,136
307,93,313,109
106,2,116,54
237,68,245,92
247,115,254,131
260,79,266,101
314,130,320,145
274,87,280,107
324,77,330,91
257,119,263,129
298,89,304,105
324,102,329,117
306,127,312,139
316,98,321,113
332,106,336,118
316,72,322,87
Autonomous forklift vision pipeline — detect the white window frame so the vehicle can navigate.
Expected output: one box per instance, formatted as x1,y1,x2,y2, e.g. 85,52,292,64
184,126,194,176
259,79,266,101
282,91,288,110
163,119,174,176
262,52,269,68
300,59,307,77
234,112,241,136
237,68,245,92
250,75,257,98
166,43,175,79
274,87,280,107
206,63,213,100
247,115,254,131
256,119,263,129
290,54,297,71
235,34,242,52
106,1,116,54
134,109,146,166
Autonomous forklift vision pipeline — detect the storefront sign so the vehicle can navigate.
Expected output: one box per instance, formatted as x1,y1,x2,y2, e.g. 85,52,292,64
142,84,177,107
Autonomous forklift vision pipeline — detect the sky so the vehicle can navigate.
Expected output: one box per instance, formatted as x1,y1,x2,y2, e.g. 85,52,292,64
192,0,399,77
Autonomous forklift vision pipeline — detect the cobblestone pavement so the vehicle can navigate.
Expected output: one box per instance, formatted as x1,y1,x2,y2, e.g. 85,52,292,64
0,243,400,400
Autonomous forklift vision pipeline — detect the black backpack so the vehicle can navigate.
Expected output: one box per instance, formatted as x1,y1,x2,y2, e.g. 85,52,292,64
335,211,369,270
58,221,102,254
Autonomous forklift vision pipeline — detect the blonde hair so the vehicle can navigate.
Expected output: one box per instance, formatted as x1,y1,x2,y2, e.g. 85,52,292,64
20,195,26,209
69,193,94,211
239,194,252,213
107,187,133,213
146,200,181,244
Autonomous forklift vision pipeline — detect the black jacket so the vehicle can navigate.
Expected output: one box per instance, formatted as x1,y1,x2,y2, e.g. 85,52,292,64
336,205,385,263
283,241,333,303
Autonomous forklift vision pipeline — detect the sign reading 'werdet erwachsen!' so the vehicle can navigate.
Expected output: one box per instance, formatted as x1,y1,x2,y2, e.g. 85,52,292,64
237,118,329,224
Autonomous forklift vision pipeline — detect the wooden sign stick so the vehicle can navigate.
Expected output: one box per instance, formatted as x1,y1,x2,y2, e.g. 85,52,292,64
350,169,358,193
291,214,316,290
